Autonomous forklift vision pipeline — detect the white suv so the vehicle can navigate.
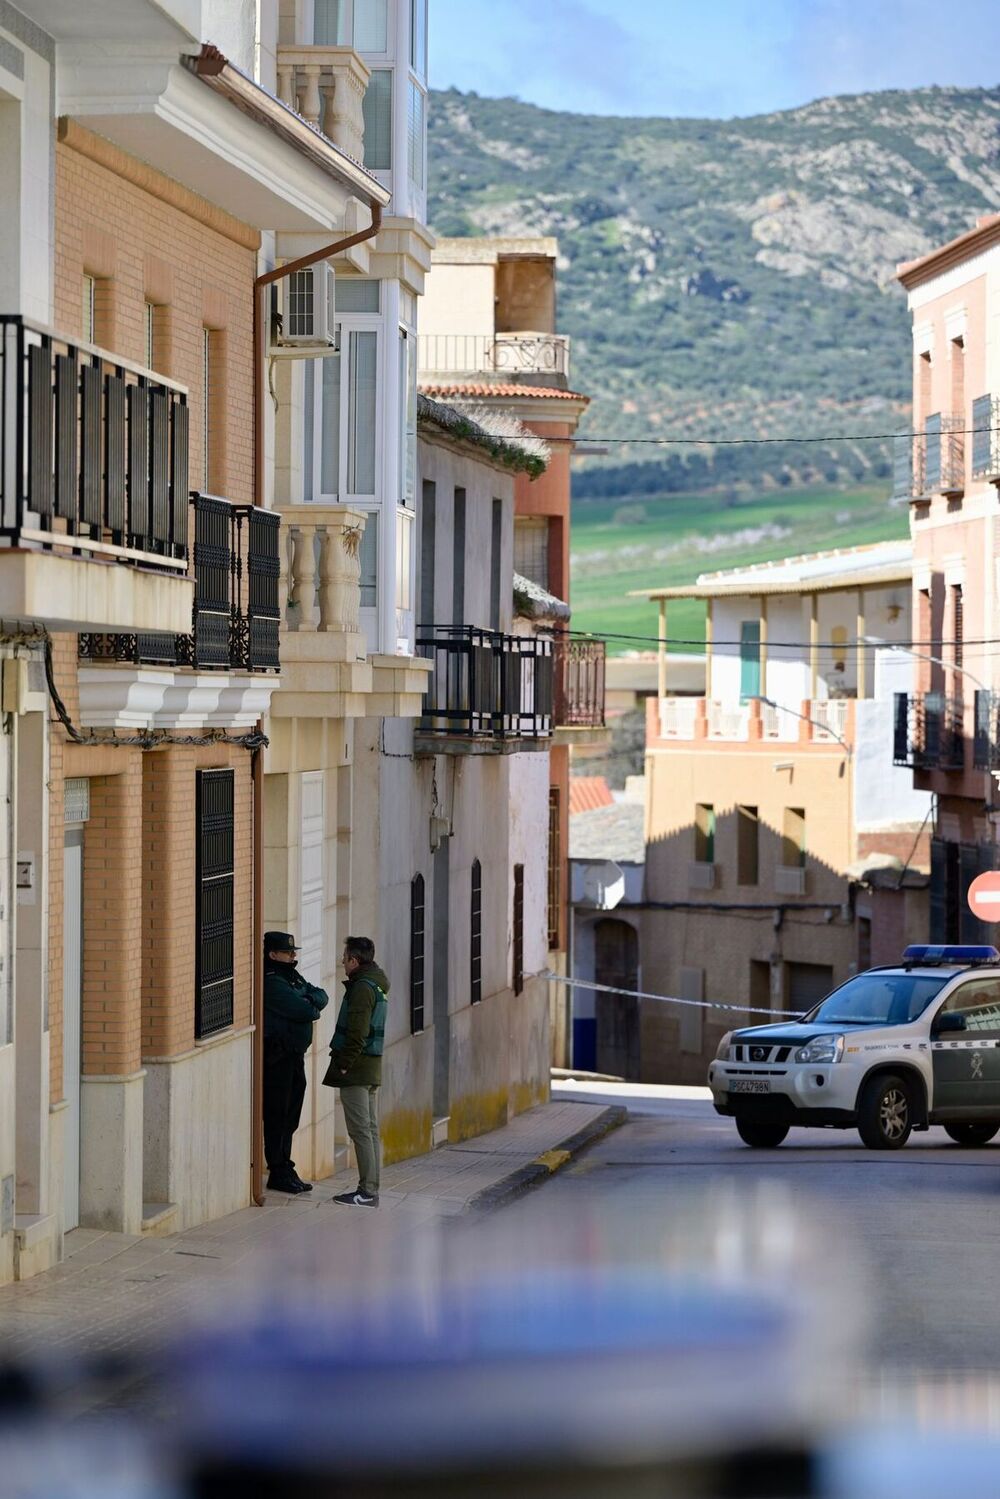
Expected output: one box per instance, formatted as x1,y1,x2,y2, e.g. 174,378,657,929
708,946,1000,1150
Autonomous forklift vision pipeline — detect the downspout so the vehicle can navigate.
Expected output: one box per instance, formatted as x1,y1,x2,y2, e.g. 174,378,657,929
250,202,384,1205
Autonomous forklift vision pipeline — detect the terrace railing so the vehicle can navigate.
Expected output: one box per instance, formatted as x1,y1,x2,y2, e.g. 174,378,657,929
417,625,553,742
893,691,965,771
553,635,605,729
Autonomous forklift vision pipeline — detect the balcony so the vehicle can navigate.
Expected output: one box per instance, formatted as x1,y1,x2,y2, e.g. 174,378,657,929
893,414,964,502
650,695,856,748
974,690,1000,770
275,44,370,162
415,626,553,752
972,394,1000,482
553,635,606,732
417,332,571,384
0,315,193,634
893,691,965,771
76,495,281,731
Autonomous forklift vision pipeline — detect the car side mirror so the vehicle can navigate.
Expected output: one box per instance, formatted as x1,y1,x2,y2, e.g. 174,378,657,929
934,1011,967,1034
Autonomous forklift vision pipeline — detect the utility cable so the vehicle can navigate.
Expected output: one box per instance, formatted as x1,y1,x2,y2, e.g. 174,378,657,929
545,423,1000,447
544,970,802,1020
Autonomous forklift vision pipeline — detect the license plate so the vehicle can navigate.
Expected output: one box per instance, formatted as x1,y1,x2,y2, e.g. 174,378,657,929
729,1078,770,1095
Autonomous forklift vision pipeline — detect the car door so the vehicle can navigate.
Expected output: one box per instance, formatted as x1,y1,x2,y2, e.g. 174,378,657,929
930,977,1000,1117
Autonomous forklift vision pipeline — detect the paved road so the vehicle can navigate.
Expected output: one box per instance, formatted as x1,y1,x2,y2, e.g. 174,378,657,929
503,1083,1000,1392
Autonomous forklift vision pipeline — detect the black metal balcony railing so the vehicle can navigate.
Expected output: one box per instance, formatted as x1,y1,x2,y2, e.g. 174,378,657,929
893,691,965,771
417,626,553,741
0,314,189,569
893,414,965,502
553,635,606,729
974,690,1000,770
79,493,281,673
972,394,1000,481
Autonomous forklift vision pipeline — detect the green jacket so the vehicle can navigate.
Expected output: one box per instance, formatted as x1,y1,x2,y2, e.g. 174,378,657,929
263,965,329,1054
326,962,389,1088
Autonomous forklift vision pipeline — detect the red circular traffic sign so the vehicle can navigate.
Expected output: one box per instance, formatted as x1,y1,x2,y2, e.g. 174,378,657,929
968,872,1000,923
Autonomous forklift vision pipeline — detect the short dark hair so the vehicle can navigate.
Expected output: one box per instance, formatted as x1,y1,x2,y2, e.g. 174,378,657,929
344,935,375,965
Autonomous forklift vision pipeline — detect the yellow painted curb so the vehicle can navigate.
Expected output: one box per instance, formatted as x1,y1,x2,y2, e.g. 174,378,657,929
534,1148,572,1173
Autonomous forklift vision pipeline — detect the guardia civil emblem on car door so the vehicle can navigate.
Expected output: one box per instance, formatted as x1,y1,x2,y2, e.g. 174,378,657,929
971,1052,984,1079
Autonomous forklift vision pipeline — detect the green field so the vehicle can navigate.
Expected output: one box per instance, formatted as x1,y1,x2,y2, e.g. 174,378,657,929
569,484,909,655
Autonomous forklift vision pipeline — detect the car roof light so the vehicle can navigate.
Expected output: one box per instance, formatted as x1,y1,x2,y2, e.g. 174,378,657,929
901,944,1000,967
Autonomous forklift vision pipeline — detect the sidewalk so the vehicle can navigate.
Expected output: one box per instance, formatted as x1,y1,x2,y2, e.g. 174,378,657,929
0,1098,624,1363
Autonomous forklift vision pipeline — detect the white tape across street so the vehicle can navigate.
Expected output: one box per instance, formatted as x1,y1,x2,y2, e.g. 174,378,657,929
542,970,803,1020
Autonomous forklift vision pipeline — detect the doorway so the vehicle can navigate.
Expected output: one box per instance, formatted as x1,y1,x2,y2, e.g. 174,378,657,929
594,918,639,1079
62,826,83,1231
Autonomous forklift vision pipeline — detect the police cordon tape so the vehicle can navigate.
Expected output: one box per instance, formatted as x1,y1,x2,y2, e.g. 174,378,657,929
541,970,803,1020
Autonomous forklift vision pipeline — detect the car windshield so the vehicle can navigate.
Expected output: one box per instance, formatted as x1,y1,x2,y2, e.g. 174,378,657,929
805,971,950,1026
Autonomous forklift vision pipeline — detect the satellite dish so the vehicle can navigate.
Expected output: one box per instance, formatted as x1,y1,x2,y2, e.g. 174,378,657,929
581,860,625,910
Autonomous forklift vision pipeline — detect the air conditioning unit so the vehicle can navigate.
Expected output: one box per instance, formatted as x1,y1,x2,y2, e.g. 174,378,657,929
688,861,717,891
775,865,807,896
271,262,338,353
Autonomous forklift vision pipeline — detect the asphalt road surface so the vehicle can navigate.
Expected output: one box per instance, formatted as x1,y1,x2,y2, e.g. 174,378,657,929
509,1083,1000,1395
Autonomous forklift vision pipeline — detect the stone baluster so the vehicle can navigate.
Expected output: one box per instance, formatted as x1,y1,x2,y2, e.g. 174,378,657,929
299,64,322,127
277,522,290,628
276,62,296,110
317,520,362,634
324,66,367,160
290,523,318,630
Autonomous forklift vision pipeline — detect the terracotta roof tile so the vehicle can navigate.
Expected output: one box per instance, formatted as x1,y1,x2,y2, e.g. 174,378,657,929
419,380,590,403
569,776,614,815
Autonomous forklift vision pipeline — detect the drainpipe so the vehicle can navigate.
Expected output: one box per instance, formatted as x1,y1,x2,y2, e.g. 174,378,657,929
250,202,384,1203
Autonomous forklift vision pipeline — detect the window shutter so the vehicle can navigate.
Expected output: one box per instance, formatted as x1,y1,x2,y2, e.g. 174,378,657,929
924,412,943,493
513,864,524,996
410,873,425,1034
470,859,482,1005
196,768,235,1038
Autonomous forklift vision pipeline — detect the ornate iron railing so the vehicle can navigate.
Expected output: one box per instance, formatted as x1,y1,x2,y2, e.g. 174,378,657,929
79,493,280,673
893,691,965,771
894,414,964,501
0,314,189,569
416,625,553,740
974,690,1000,770
972,394,1000,481
553,634,605,728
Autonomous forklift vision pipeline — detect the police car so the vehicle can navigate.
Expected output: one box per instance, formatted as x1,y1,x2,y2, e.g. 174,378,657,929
708,946,1000,1150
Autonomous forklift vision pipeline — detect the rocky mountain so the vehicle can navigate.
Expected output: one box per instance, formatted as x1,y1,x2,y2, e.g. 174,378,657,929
427,86,1000,491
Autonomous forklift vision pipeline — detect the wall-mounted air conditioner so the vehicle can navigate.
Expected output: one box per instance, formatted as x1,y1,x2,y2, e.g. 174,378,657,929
271,262,338,354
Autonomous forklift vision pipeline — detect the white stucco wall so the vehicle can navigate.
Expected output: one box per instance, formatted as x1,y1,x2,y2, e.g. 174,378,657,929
421,261,497,341
854,651,934,833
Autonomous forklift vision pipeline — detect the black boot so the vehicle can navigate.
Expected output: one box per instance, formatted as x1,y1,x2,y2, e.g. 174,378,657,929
267,1172,307,1194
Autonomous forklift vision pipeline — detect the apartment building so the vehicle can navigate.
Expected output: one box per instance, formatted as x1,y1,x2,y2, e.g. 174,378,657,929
632,542,931,1085
0,0,385,1283
893,216,1000,938
419,237,604,1064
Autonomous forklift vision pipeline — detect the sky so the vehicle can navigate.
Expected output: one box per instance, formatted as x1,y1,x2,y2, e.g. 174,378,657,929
429,0,1000,119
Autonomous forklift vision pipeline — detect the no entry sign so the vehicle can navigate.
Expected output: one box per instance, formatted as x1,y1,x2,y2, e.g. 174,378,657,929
968,872,1000,924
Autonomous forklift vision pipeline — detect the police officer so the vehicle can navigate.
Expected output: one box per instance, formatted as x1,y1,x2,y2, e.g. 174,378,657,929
263,932,328,1194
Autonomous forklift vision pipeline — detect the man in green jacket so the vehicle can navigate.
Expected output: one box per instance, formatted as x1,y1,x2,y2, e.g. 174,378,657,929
263,931,328,1194
324,935,388,1208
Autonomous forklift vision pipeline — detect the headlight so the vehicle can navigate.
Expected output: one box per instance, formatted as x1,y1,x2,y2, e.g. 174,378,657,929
795,1034,844,1064
715,1032,732,1061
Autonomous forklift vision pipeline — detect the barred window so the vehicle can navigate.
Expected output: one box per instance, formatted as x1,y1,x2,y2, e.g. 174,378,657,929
471,858,482,1005
410,873,425,1033
196,768,235,1038
513,864,524,996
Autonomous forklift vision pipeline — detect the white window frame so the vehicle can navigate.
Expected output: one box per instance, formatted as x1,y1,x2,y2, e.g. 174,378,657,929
311,312,383,507
313,0,390,53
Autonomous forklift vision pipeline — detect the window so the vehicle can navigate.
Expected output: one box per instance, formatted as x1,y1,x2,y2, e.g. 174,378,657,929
470,858,482,1005
918,350,932,427
82,274,95,343
951,335,965,426
410,0,427,75
315,0,387,50
320,352,341,494
547,788,561,949
514,517,549,590
337,279,380,314
410,873,425,1033
407,81,425,188
490,498,503,631
202,328,211,490
953,584,964,671
202,328,226,493
782,807,806,869
830,625,848,675
737,805,758,886
362,69,392,170
359,511,378,607
739,620,760,703
399,328,416,505
144,301,155,370
694,803,715,865
195,769,235,1038
452,487,466,625
396,509,412,611
419,479,435,625
937,978,1000,1035
858,916,872,973
347,330,377,495
513,864,524,996
316,291,379,502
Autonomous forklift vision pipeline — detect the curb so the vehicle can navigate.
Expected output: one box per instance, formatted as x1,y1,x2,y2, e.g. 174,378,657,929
463,1104,627,1215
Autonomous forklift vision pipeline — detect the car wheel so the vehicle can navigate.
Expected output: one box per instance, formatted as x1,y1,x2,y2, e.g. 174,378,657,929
857,1073,912,1150
943,1122,1000,1147
735,1119,789,1148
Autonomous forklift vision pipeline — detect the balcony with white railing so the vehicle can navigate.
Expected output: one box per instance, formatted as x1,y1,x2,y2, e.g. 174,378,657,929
658,696,699,739
417,331,571,385
648,695,857,749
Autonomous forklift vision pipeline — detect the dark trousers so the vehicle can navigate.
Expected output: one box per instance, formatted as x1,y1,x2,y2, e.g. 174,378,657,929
263,1039,307,1178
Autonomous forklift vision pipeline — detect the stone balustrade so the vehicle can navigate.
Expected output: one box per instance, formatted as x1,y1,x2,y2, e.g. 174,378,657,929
279,505,367,657
275,45,370,162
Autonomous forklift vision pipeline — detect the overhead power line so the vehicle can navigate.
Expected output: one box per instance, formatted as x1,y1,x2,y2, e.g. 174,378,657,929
551,423,1000,447
557,628,1000,652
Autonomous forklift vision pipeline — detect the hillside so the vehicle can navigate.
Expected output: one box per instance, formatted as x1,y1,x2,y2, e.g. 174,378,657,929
428,85,1000,491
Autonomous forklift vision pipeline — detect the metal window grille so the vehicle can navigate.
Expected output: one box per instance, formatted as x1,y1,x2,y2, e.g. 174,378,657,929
470,858,482,1005
953,585,963,671
410,873,425,1034
196,768,235,1038
547,788,561,950
513,864,524,996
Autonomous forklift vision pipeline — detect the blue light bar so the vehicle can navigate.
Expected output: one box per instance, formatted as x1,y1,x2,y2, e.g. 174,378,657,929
902,944,1000,967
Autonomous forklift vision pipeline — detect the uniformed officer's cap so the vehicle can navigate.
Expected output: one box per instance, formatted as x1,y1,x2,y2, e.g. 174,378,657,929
264,931,297,953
